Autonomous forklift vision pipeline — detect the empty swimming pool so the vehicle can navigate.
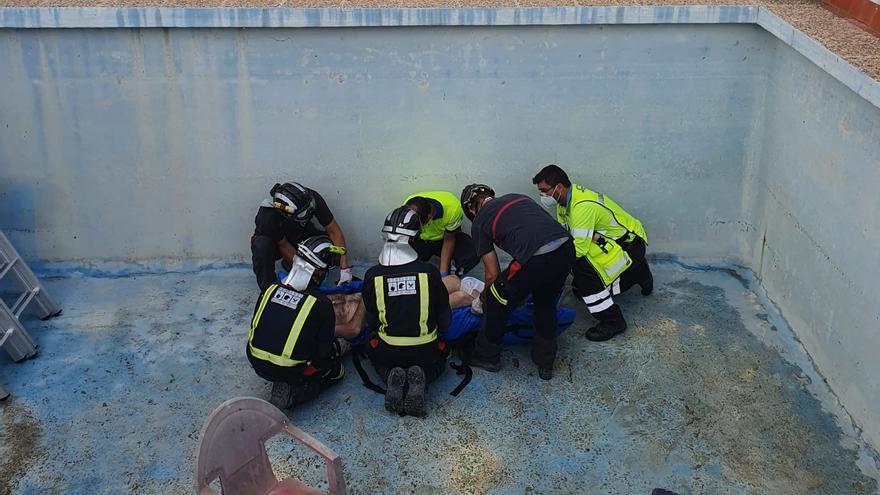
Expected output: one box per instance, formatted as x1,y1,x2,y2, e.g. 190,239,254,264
0,6,878,494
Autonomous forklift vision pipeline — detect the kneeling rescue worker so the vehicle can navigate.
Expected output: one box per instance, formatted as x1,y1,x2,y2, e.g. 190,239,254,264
461,184,575,380
532,164,653,341
403,190,480,277
252,182,353,292
247,235,346,410
361,206,452,416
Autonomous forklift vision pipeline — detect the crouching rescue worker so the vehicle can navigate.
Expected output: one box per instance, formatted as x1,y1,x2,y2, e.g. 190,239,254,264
252,182,353,292
461,184,575,380
361,206,452,416
532,164,653,341
247,235,346,410
404,191,479,276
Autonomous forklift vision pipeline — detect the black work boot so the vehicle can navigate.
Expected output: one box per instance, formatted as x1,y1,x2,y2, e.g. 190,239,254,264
586,321,628,342
588,305,627,342
538,366,553,381
269,382,293,410
404,366,427,417
384,367,406,413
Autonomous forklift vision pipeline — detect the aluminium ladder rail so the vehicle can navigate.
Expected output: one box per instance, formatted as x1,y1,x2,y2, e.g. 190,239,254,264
0,230,61,363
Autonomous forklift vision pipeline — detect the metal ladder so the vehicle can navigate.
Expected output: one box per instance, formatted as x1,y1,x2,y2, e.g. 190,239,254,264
0,230,61,363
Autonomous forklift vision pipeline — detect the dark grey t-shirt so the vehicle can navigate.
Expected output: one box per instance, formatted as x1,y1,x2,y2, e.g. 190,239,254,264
471,194,571,264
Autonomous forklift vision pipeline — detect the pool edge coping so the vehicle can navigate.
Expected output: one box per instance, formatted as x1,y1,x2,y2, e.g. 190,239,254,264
0,5,877,106
754,8,880,107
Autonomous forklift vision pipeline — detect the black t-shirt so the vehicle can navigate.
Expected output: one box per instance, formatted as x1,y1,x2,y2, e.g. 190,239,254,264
362,260,452,341
253,187,334,244
471,193,571,264
247,284,336,381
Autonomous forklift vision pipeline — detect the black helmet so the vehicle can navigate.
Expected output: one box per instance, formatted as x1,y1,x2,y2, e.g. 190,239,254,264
297,235,344,270
271,182,316,223
460,184,495,221
382,206,422,238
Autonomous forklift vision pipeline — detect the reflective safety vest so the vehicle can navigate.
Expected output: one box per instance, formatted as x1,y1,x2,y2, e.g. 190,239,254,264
556,183,648,286
372,273,437,346
404,191,464,242
248,283,318,367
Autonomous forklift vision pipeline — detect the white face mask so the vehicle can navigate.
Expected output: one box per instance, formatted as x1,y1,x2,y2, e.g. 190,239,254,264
539,185,559,208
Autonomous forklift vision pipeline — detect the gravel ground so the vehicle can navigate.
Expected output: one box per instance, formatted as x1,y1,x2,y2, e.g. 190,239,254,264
0,0,877,82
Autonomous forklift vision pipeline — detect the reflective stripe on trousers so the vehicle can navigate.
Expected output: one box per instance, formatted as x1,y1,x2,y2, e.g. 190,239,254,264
582,278,621,314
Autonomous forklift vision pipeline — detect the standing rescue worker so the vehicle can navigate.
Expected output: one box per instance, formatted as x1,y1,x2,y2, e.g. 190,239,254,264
252,182,353,292
404,191,479,276
362,206,452,416
247,236,346,410
532,164,653,341
461,184,575,380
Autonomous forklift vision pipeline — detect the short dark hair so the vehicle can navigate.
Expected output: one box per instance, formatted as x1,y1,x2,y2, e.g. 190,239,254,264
404,196,433,225
532,164,571,188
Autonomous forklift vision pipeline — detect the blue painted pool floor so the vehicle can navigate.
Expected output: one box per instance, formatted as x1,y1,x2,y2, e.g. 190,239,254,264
1,262,878,495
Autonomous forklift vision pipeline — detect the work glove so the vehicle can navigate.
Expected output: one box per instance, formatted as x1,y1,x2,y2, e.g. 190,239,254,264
337,267,353,285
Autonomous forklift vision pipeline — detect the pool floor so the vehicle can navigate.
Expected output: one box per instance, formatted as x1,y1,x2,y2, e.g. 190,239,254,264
1,262,878,494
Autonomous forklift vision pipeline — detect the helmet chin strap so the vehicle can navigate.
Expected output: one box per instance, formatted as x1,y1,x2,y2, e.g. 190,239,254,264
284,256,318,290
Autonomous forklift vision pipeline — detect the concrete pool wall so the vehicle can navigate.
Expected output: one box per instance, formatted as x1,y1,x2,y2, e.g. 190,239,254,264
751,28,880,452
0,5,878,450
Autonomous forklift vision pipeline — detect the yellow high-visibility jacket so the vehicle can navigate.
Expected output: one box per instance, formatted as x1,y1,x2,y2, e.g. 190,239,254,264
555,183,647,285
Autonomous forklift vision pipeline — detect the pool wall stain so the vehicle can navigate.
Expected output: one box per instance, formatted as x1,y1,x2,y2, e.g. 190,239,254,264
0,23,773,265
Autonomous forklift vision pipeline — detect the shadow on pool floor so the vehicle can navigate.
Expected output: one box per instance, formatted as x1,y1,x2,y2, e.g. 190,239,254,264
0,262,878,494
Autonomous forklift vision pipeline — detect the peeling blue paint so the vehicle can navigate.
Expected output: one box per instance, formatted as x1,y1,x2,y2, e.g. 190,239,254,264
1,263,878,493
